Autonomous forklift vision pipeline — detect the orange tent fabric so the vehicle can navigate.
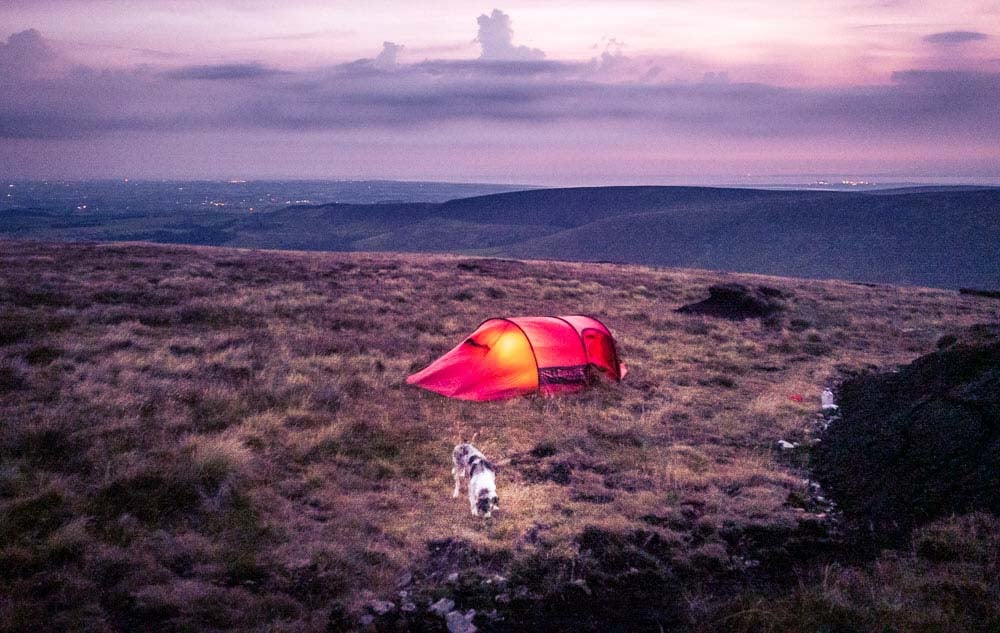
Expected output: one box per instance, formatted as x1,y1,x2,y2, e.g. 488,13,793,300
406,315,625,401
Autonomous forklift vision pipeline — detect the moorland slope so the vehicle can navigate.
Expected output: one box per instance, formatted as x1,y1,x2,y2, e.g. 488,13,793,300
1,239,998,631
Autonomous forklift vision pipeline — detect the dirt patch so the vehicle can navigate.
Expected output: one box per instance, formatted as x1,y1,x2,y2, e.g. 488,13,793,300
813,324,1000,539
959,287,1000,300
510,445,616,486
676,283,786,320
455,258,527,276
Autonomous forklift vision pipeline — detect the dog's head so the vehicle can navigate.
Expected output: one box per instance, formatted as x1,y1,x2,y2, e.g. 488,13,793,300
476,492,500,517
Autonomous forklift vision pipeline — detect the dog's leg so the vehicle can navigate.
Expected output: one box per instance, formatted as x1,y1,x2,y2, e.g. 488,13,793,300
452,467,461,498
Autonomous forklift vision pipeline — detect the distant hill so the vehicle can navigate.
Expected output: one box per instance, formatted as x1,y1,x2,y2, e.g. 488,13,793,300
3,185,998,288
232,186,1000,289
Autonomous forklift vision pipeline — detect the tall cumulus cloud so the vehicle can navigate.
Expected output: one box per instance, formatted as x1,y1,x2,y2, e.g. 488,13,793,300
0,29,57,75
476,9,544,61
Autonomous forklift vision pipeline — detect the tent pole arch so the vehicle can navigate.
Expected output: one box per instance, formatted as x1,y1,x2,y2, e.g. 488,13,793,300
499,317,542,386
551,315,590,362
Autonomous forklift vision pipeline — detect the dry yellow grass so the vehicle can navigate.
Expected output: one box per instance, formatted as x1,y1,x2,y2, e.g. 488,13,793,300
1,239,997,631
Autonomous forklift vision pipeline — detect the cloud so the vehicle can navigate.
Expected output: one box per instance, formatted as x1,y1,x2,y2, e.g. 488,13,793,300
0,29,56,75
924,30,989,45
591,37,626,73
411,59,579,77
162,62,283,80
2,27,999,154
641,66,663,82
374,41,403,71
476,9,544,61
239,28,356,42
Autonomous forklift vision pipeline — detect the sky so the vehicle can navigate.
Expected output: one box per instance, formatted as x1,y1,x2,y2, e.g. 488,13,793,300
2,1,999,184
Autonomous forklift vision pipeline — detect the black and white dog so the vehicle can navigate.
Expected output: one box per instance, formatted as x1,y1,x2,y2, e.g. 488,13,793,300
452,443,500,518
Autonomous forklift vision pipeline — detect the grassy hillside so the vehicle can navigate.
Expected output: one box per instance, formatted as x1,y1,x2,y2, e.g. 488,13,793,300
1,239,998,631
4,186,999,289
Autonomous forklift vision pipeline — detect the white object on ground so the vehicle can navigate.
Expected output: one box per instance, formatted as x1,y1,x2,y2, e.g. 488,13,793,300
821,388,838,410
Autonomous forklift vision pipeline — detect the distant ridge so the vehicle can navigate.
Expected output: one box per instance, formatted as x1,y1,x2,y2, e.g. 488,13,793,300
3,185,998,289
236,185,997,289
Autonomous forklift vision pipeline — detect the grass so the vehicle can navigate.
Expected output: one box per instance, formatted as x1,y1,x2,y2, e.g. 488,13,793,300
0,238,998,631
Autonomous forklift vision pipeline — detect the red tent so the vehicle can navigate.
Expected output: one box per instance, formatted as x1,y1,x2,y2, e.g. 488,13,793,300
406,315,626,401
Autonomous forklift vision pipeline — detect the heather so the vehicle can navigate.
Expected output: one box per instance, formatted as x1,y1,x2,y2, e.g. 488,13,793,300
1,239,997,632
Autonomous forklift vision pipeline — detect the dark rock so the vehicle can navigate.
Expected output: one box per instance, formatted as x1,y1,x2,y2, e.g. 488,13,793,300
813,324,1000,540
676,283,786,320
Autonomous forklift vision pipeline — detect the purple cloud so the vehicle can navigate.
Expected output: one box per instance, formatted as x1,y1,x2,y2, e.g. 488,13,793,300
410,59,580,77
162,62,283,80
3,49,999,143
1,23,998,165
924,30,989,45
